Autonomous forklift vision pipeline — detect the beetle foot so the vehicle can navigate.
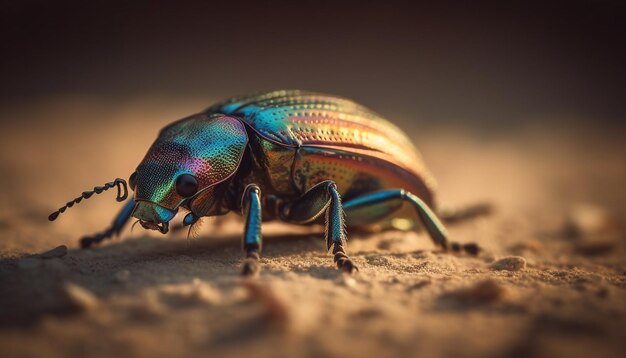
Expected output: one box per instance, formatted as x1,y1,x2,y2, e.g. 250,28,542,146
80,236,98,249
449,241,480,256
242,253,261,276
336,257,359,274
463,243,480,256
334,251,358,273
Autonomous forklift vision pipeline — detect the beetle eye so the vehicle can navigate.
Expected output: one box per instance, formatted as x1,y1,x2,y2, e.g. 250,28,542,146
176,174,198,198
129,172,137,191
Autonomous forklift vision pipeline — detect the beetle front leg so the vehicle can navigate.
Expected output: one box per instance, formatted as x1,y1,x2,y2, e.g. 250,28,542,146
281,180,357,273
80,198,136,248
241,184,262,276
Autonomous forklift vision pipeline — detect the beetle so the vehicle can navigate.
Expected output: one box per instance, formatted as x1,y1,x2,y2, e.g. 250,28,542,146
49,90,485,275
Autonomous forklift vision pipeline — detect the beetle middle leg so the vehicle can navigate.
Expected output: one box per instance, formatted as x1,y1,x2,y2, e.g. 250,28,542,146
241,184,263,276
342,189,480,255
80,198,136,248
281,180,357,273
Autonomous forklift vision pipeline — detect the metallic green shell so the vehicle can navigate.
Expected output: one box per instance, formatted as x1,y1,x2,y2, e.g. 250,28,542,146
134,113,248,211
207,90,437,205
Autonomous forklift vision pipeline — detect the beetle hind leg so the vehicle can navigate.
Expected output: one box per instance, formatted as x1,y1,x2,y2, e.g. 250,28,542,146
281,180,358,273
342,190,480,255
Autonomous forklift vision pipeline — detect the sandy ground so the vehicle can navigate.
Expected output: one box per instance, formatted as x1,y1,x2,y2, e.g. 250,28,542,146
0,98,624,358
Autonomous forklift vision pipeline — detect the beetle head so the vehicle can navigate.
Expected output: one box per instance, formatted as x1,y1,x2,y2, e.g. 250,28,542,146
129,113,248,233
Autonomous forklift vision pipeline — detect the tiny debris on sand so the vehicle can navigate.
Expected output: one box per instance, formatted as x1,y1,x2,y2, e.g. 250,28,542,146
40,245,68,259
491,256,527,271
62,282,99,311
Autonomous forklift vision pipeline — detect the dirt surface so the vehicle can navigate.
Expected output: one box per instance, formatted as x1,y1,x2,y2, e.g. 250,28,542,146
0,99,625,358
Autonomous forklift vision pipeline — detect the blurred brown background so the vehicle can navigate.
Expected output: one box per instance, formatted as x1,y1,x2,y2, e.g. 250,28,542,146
1,2,625,358
1,0,625,127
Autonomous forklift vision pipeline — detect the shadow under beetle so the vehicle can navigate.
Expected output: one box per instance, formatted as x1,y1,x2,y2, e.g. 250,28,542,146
49,90,487,275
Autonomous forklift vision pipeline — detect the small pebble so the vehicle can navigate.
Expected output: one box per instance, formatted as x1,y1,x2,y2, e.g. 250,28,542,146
62,282,99,311
40,245,68,259
491,256,527,271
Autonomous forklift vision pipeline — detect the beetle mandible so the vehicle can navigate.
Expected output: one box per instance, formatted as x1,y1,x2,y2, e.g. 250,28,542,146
49,90,485,275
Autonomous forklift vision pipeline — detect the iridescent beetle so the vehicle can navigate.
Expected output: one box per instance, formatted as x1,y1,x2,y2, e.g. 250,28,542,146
49,90,486,275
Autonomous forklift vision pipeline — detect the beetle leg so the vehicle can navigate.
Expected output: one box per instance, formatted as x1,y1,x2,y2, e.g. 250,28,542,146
241,184,262,276
281,180,358,274
342,189,480,255
80,198,136,248
343,189,447,248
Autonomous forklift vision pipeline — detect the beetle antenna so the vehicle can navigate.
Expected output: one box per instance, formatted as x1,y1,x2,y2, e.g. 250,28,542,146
48,178,128,221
